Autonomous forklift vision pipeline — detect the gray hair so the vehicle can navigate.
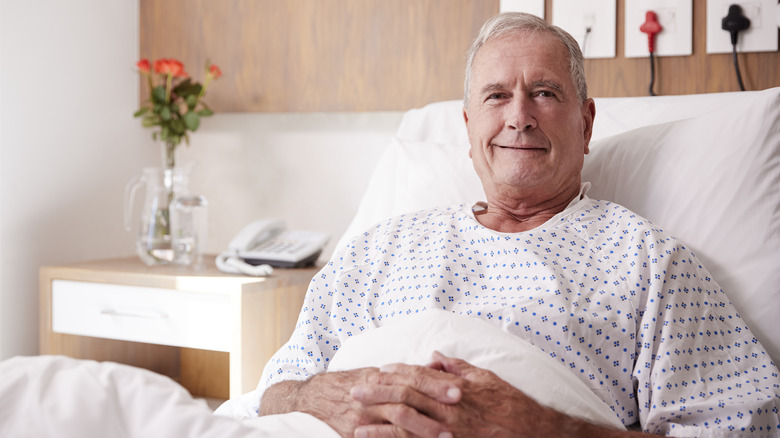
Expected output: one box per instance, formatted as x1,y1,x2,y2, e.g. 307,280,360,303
464,12,588,105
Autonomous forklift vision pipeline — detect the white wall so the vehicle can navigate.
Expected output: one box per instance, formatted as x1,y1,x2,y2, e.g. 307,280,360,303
0,0,402,360
0,0,149,359
178,112,401,259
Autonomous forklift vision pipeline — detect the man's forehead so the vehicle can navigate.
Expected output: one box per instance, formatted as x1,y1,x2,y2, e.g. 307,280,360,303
486,29,561,49
478,31,567,63
471,32,572,89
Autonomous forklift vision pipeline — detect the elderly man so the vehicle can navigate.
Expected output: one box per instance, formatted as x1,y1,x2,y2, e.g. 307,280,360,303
255,12,780,437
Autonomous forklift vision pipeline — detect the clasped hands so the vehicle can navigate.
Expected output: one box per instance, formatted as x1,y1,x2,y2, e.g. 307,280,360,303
294,350,553,438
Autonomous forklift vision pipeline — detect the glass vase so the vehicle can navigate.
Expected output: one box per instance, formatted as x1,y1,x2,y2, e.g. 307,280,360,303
124,142,189,265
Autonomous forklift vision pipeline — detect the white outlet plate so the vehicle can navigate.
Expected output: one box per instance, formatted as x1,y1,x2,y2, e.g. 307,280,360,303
500,0,545,18
552,0,616,59
625,0,693,58
706,0,778,54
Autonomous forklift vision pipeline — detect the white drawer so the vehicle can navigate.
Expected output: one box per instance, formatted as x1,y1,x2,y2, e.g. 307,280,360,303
52,280,231,352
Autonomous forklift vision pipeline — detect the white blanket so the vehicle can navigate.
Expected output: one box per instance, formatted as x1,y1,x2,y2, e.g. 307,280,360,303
0,355,336,438
1,311,624,437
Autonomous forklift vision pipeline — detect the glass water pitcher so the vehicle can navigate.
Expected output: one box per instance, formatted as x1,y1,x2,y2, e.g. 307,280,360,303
124,167,190,265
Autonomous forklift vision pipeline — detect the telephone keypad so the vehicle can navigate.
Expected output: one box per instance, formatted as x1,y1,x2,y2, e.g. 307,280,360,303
255,233,314,255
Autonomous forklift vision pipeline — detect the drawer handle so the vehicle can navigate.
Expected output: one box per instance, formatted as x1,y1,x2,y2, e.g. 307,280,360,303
100,309,169,319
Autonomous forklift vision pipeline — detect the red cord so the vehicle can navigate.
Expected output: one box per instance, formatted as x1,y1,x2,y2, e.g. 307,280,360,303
640,11,663,53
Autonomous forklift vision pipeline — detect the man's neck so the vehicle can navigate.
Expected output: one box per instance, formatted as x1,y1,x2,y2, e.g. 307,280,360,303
474,184,582,233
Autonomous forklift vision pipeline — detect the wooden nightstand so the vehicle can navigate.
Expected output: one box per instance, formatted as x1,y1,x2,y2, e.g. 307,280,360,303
39,256,318,400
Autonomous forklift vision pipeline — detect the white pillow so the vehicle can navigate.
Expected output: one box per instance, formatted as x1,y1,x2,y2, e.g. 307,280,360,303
335,138,482,251
329,309,625,430
582,87,780,363
590,91,750,142
395,100,469,147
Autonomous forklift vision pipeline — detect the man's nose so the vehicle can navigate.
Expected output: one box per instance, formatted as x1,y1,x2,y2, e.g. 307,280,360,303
506,98,537,131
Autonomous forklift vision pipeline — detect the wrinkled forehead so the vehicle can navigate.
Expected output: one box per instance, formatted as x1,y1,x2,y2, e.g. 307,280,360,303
470,31,574,90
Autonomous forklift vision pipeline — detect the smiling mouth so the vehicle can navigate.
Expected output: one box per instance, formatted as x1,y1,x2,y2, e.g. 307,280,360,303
494,144,547,151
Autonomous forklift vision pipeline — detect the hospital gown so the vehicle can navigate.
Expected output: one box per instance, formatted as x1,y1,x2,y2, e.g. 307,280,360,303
256,194,780,436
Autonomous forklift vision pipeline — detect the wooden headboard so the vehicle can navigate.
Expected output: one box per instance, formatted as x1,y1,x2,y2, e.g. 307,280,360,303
140,0,779,112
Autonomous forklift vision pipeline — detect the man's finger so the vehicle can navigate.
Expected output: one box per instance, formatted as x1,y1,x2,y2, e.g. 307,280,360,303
351,382,439,409
430,351,472,376
370,364,462,404
355,421,454,438
349,387,453,438
350,381,458,427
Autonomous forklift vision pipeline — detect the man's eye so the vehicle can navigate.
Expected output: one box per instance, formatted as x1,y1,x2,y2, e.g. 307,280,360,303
485,93,509,103
538,90,556,98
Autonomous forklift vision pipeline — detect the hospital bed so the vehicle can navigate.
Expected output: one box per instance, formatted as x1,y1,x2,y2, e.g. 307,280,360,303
2,87,778,436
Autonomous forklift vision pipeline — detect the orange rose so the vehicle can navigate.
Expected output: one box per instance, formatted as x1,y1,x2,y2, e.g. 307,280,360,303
153,59,168,74
136,58,150,73
154,58,188,77
208,64,222,79
171,60,189,78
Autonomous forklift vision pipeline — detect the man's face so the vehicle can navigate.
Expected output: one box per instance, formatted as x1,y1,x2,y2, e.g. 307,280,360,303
464,31,595,204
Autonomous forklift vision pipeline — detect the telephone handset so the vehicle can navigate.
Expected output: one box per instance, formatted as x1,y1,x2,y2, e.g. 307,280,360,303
216,219,329,276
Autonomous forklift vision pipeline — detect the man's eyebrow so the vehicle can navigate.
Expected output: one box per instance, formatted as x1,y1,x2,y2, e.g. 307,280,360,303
478,80,567,96
532,80,565,94
479,83,508,95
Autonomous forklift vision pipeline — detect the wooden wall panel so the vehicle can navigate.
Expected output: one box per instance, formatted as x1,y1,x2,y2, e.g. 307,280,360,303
139,0,497,112
139,0,778,111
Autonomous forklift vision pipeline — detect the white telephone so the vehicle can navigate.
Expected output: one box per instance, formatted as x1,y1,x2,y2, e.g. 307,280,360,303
215,219,329,276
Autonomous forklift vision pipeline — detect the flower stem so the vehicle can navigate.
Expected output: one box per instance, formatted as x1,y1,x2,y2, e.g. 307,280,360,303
146,73,153,97
163,141,176,169
165,73,173,103
198,76,211,100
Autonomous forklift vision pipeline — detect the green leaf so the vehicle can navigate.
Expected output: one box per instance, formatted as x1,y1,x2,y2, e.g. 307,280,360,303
197,108,214,117
183,111,200,131
172,78,193,93
171,119,185,134
174,80,202,100
160,106,171,121
134,107,150,118
186,94,197,110
152,86,166,103
189,84,203,96
142,115,159,127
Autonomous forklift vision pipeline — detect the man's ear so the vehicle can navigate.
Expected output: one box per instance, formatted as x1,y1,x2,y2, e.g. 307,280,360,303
464,108,473,159
581,98,596,155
